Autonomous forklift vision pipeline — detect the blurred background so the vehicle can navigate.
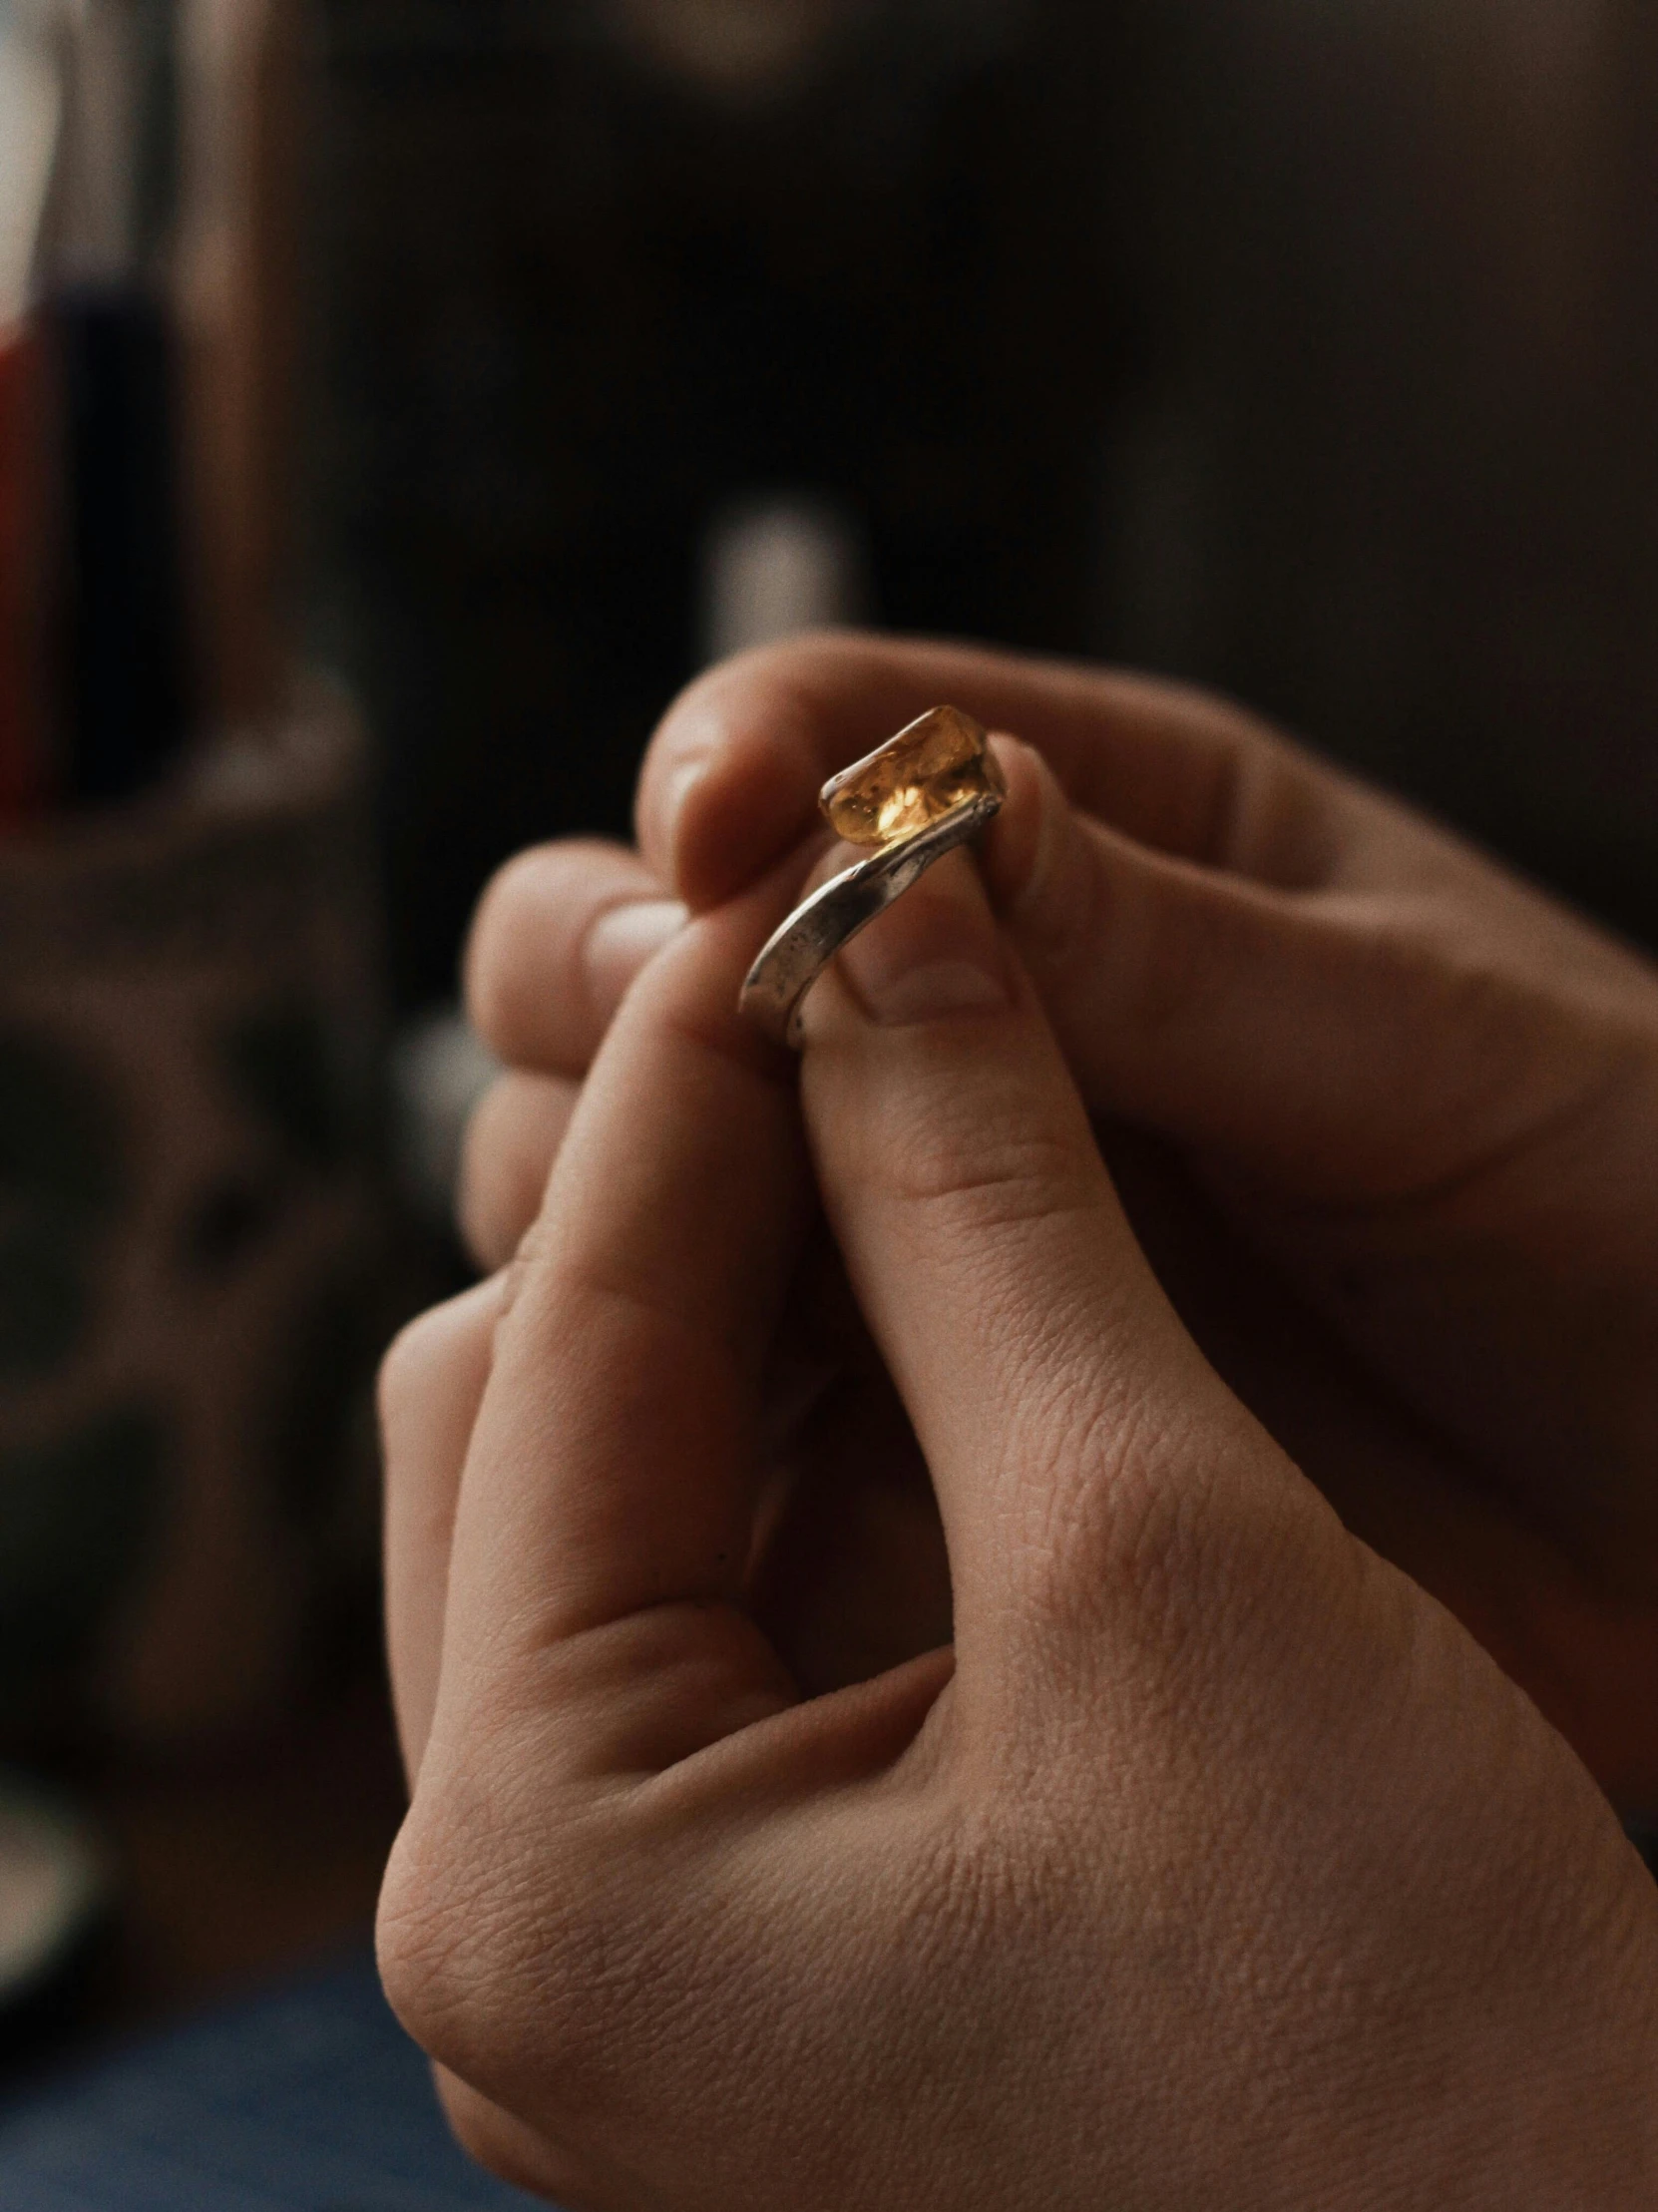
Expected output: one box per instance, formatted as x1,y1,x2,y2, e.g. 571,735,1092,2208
314,0,1658,994
1,0,1655,2195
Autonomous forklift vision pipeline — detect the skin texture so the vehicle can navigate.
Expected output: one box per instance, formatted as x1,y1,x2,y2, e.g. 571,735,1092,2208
459,636,1658,1810
380,637,1658,2209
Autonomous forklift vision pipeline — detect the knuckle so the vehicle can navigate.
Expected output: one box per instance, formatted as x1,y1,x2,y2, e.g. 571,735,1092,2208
1083,1414,1216,1630
375,1817,472,2060
1014,1387,1180,1612
1013,1376,1296,1677
881,1093,1103,1242
377,1784,544,2083
378,1757,671,2125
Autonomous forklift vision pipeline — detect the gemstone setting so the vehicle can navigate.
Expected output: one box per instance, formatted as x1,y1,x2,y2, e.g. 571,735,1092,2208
739,704,1008,1047
819,704,1006,847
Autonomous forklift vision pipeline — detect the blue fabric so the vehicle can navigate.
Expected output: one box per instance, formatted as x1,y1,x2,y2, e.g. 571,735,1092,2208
0,1950,549,2210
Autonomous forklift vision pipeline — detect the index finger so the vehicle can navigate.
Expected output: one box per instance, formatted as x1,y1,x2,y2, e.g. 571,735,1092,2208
431,869,814,1751
639,633,1344,909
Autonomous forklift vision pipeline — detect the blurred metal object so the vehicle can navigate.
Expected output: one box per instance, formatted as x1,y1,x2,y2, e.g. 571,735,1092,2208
700,493,866,662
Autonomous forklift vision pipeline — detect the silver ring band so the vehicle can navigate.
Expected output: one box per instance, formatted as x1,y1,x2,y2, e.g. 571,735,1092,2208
738,788,1004,1048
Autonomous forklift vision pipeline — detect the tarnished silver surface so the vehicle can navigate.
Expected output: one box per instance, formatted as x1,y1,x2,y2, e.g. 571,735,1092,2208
738,788,1003,1048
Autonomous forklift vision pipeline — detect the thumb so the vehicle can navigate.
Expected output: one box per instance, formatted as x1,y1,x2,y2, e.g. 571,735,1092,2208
982,739,1531,1204
797,846,1300,1681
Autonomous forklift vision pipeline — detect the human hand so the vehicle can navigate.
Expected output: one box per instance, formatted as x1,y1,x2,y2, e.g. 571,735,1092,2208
380,851,1658,2210
460,839,952,1699
461,637,1658,1808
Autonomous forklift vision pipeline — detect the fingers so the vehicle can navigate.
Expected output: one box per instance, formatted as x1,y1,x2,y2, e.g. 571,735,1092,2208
636,632,1360,910
459,1071,579,1271
465,836,684,1075
797,847,1288,1673
430,872,814,1773
984,737,1412,1191
379,1275,507,1780
981,739,1625,1204
639,633,1627,1228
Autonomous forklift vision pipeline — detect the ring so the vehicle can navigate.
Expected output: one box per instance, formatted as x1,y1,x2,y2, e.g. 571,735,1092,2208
738,705,1007,1049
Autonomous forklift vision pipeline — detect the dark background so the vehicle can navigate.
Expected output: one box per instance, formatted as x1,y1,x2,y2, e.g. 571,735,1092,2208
309,0,1658,1007
4,0,1657,2137
313,0,1117,1003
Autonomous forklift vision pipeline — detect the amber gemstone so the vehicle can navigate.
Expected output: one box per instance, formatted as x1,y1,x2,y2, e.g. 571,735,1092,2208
818,705,1006,847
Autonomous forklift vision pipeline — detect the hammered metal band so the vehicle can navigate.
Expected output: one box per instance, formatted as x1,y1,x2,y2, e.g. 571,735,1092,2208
737,787,1003,1049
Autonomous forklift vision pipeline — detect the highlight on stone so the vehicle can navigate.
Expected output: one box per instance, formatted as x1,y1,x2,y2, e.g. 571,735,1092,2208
819,704,1007,848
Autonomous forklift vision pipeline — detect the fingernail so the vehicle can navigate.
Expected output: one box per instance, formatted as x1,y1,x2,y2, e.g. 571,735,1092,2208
585,898,687,1009
835,853,1011,1027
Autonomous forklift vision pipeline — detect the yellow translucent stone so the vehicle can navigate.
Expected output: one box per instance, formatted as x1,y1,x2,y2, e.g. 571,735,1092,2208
818,705,1006,847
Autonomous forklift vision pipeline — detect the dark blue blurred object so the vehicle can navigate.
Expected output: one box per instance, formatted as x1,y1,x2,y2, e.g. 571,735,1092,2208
0,1950,548,2211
